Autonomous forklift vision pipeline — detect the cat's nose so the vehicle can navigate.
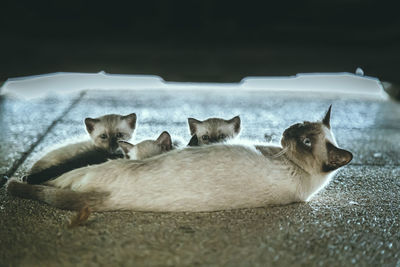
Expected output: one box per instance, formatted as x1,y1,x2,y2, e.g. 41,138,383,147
109,138,119,153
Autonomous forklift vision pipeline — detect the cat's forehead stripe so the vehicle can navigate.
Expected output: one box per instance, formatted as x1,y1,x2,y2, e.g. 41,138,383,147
285,122,322,136
203,118,230,127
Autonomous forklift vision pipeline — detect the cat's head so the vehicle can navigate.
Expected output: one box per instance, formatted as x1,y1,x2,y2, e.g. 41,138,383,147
188,116,241,145
118,131,173,160
84,113,137,154
281,106,352,175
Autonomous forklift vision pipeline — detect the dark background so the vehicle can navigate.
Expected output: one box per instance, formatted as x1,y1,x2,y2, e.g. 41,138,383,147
1,0,399,83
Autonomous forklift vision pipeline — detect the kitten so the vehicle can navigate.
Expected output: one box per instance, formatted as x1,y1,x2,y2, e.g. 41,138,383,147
118,131,173,160
187,116,241,146
8,106,353,213
24,113,136,185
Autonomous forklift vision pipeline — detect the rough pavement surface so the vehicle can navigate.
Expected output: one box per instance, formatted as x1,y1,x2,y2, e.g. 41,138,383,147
0,90,399,266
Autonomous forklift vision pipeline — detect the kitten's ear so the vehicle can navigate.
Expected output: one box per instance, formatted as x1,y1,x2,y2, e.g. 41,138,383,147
156,131,172,151
84,118,100,134
228,116,241,134
122,113,137,129
323,142,353,172
118,140,134,155
188,118,201,136
187,135,199,146
322,105,332,128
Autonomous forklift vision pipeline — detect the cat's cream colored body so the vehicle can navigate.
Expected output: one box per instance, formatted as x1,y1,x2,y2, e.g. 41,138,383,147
48,144,333,212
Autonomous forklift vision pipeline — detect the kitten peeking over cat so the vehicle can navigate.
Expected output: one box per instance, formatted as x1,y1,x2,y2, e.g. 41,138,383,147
24,113,137,185
187,116,241,146
118,131,173,160
8,105,353,214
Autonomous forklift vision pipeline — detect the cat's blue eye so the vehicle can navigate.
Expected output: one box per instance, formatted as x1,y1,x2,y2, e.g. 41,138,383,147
303,137,311,147
218,134,226,139
116,132,124,138
202,135,209,141
100,134,108,139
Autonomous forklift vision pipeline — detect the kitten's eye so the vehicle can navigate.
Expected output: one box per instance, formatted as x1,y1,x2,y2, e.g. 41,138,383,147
100,134,108,139
303,137,311,147
218,134,226,139
202,135,209,141
116,132,124,138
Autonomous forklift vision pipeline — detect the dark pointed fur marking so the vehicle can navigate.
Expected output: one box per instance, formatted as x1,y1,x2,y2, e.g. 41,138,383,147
187,135,199,146
282,121,321,140
156,131,173,151
188,118,201,136
228,115,241,133
322,105,332,128
322,142,353,172
26,148,123,185
122,113,137,129
84,118,100,133
7,180,109,211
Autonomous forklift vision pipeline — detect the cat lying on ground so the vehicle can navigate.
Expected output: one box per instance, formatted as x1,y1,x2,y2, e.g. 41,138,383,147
8,106,352,216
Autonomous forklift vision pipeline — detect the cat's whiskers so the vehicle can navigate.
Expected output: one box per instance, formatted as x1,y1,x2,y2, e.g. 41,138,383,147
272,147,288,158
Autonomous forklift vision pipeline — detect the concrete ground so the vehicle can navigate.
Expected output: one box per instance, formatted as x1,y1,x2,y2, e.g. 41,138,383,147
0,89,399,266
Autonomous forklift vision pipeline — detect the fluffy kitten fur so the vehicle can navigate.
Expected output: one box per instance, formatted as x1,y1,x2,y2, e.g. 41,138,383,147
8,106,353,213
118,131,173,160
187,116,241,146
25,113,136,184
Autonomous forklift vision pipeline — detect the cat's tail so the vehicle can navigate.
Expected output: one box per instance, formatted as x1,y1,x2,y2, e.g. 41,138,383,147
6,180,109,211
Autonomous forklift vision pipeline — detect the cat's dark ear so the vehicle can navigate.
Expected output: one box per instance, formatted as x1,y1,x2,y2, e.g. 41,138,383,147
188,118,202,136
227,115,241,134
322,105,332,128
156,131,172,151
84,118,100,134
187,135,199,146
322,142,353,172
118,140,134,155
122,113,137,129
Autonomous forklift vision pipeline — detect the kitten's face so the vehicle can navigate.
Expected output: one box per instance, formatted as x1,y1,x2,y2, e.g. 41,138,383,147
118,131,172,160
280,106,352,175
188,116,241,145
85,113,136,154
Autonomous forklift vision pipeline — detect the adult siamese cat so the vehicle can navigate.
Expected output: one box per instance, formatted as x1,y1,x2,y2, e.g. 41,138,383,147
24,113,137,185
8,106,352,213
187,116,241,146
